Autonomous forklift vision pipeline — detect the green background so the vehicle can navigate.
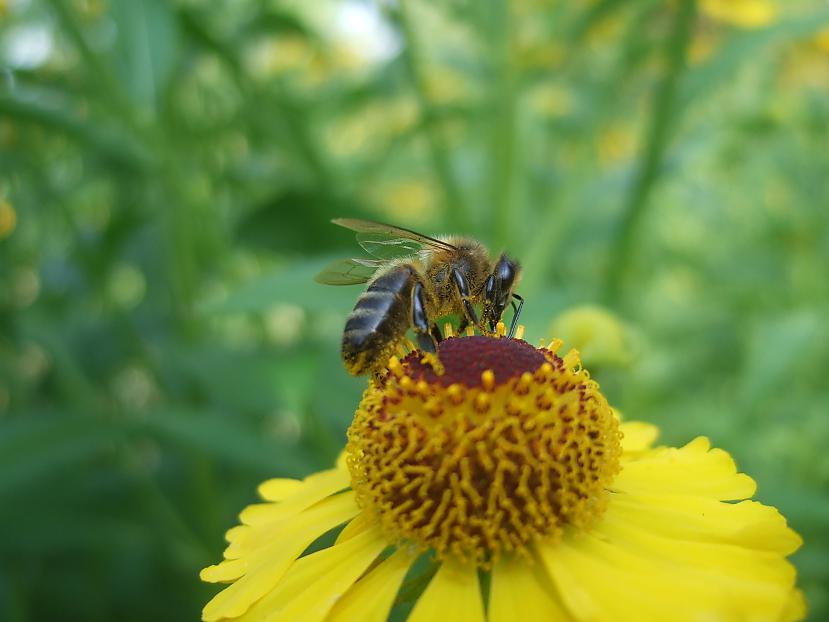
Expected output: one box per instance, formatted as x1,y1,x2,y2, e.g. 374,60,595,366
1,0,828,620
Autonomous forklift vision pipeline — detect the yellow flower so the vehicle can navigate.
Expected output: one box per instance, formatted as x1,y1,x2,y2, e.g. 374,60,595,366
700,0,778,29
597,125,637,168
550,305,635,368
816,28,829,55
201,333,804,622
0,199,16,239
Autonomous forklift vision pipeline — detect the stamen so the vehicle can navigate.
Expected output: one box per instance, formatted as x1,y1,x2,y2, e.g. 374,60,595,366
547,338,564,354
473,392,491,413
388,356,403,377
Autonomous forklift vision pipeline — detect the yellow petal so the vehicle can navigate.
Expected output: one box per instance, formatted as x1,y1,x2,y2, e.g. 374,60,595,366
200,557,247,584
597,507,797,591
201,492,359,622
489,554,571,622
226,525,247,544
325,548,416,622
407,559,484,622
235,524,387,622
225,469,351,560
607,493,802,555
540,516,798,622
336,450,348,472
257,478,303,501
614,437,756,500
781,589,807,622
618,421,659,454
240,468,349,526
335,512,372,544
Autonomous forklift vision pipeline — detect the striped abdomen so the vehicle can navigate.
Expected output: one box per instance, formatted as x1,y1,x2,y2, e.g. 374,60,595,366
342,265,415,375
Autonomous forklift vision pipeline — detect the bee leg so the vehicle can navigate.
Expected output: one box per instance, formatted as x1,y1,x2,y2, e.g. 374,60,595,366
412,281,437,353
430,323,443,344
507,293,524,338
452,269,485,334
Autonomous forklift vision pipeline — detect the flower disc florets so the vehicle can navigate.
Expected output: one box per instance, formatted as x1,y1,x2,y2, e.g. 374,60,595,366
346,335,622,567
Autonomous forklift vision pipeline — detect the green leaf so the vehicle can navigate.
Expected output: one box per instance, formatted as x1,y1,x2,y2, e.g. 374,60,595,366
110,0,180,110
0,416,121,496
200,257,357,315
683,8,829,105
738,311,825,407
0,92,151,171
134,409,313,477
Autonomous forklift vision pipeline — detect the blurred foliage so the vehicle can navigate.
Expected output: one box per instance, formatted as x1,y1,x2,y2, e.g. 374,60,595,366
1,0,829,619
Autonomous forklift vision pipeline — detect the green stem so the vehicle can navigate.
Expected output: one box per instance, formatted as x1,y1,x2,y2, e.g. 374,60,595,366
45,0,140,134
397,0,469,231
490,0,516,250
603,0,697,303
121,443,214,566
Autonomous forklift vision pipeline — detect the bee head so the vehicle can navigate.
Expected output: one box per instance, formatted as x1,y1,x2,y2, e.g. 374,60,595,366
482,254,520,332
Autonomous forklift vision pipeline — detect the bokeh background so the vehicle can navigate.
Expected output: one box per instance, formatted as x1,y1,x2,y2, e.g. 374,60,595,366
2,0,828,620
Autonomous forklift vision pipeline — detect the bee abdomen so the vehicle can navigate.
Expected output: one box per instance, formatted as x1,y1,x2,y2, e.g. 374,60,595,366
342,266,415,375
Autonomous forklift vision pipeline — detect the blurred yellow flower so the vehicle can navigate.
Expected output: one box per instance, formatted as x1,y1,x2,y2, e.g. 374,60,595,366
587,14,625,47
325,99,418,158
0,200,16,239
370,180,437,225
689,30,719,65
598,125,637,167
527,83,574,118
700,0,778,29
550,305,635,367
201,333,804,622
246,36,315,80
816,29,829,55
422,65,476,105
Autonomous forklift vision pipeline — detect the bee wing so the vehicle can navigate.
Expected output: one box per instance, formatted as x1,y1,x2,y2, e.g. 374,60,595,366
314,257,386,286
332,218,456,260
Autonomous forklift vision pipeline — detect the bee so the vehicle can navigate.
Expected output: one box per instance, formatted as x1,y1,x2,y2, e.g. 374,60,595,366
315,218,523,376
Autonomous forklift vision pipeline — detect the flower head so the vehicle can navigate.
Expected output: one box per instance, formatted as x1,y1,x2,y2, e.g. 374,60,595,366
349,335,621,567
201,332,805,622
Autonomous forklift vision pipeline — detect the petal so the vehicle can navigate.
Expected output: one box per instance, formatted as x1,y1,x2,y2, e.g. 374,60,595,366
199,559,248,583
489,554,571,622
781,589,807,622
607,493,802,555
257,478,303,502
224,469,351,560
613,437,756,500
240,468,349,527
334,513,372,544
325,548,416,622
235,523,388,622
201,557,247,584
407,559,484,622
336,450,348,472
539,491,801,622
201,492,359,622
596,508,798,594
618,421,659,454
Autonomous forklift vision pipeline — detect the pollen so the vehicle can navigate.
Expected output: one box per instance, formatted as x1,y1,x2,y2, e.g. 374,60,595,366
346,335,622,567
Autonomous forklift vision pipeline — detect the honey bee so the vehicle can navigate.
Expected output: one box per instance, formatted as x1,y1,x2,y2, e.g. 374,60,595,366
315,218,523,376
